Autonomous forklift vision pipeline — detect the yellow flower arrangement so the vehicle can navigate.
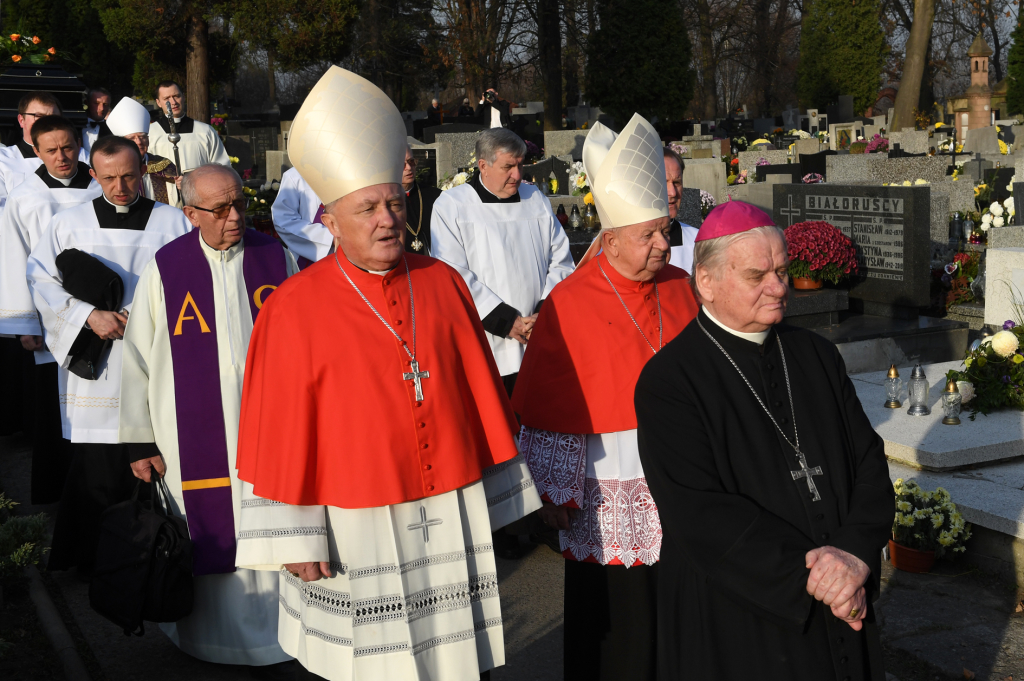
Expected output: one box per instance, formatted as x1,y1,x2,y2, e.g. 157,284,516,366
999,139,1009,155
584,192,594,205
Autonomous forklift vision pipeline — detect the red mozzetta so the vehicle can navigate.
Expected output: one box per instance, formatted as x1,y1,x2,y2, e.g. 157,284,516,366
236,253,520,508
512,252,700,434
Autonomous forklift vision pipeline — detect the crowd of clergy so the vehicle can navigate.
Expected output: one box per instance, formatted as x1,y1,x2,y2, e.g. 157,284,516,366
0,67,895,681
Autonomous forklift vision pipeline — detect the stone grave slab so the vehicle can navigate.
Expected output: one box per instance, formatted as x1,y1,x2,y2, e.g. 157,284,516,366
962,152,995,183
249,126,277,174
989,223,1024,248
435,132,480,182
724,183,773,212
523,156,571,194
798,150,835,180
933,178,974,214
264,149,291,182
691,149,714,159
965,126,1001,155
755,164,798,183
984,247,1024,326
985,167,1016,203
870,156,950,184
753,118,776,135
795,138,821,157
825,154,872,184
887,130,930,154
543,130,588,160
782,107,800,130
853,360,1024,470
676,187,704,228
682,159,727,203
737,149,789,176
773,184,932,306
422,122,484,144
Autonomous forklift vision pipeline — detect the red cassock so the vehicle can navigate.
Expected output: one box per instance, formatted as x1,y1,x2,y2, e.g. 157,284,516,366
236,253,521,508
511,252,700,435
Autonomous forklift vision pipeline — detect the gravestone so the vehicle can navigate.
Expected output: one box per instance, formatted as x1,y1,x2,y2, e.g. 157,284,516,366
807,109,822,133
523,156,571,195
676,187,705,228
264,149,291,182
754,118,776,136
683,159,727,203
544,130,588,160
984,248,1024,326
249,126,278,174
795,138,821,158
799,150,836,181
963,152,994,183
422,122,484,144
773,184,932,308
755,164,799,183
985,168,1016,203
737,149,789,176
782,108,800,131
964,126,1001,155
828,122,865,151
435,132,480,183
725,183,774,212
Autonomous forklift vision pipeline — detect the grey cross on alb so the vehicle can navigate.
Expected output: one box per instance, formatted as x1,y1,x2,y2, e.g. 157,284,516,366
791,452,824,502
407,506,443,542
403,359,430,401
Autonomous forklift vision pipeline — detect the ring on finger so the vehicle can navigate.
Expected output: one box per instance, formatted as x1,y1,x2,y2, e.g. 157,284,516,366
848,607,859,618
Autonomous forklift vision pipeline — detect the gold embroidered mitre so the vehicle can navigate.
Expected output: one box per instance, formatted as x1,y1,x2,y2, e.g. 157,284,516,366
582,113,669,229
288,66,406,205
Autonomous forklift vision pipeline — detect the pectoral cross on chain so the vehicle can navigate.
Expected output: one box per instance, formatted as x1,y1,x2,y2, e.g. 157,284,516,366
403,359,430,401
407,506,443,542
790,451,824,502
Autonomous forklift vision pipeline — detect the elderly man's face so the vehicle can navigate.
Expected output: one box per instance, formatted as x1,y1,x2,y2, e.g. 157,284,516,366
478,150,522,199
402,148,417,188
698,230,789,332
35,129,80,179
182,170,246,250
88,93,111,121
322,183,407,272
156,85,184,117
665,156,682,219
124,133,149,158
90,149,142,205
603,218,672,282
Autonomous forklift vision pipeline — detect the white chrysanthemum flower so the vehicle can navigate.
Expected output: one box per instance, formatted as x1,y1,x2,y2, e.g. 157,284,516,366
982,212,993,224
990,329,1020,357
957,380,975,404
990,202,1004,216
994,216,1005,228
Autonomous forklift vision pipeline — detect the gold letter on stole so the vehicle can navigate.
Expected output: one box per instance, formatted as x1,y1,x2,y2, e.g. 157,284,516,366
253,284,277,309
173,292,211,335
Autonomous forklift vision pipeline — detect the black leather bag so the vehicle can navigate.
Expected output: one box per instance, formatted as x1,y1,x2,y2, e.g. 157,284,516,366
89,478,194,635
54,248,125,380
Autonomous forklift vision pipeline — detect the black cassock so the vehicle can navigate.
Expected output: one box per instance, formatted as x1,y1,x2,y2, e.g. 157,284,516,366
635,309,894,681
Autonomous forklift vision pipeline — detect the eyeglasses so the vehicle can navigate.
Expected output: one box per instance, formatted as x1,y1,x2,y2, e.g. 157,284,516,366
22,112,52,119
190,198,248,219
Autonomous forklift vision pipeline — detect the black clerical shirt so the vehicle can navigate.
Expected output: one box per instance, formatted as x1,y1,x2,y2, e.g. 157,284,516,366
15,138,36,159
92,196,156,231
635,308,893,681
35,162,92,190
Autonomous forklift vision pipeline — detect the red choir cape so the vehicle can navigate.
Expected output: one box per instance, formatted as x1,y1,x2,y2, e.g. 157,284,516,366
511,252,699,434
236,253,521,508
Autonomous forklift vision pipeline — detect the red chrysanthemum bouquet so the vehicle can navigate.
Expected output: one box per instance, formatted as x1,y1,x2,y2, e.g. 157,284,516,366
784,220,859,285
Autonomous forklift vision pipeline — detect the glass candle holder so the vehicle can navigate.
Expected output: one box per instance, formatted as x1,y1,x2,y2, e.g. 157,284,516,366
942,379,962,425
963,218,975,242
884,364,902,408
907,364,931,416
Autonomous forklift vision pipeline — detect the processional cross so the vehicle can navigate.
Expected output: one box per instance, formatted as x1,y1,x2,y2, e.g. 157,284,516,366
790,452,824,502
403,359,430,401
407,506,443,542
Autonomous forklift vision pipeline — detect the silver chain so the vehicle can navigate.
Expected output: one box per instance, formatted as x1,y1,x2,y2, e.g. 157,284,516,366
696,317,801,455
597,261,662,354
334,253,417,360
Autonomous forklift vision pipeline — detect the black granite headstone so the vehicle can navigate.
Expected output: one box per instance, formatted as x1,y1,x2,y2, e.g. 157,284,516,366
798,150,836,181
756,164,800,183
985,167,1016,203
523,157,570,194
825,96,855,125
773,184,931,307
249,127,277,174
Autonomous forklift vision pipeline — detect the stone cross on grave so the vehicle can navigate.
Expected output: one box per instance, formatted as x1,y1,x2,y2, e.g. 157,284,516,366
969,152,985,180
779,194,801,226
407,506,443,542
790,452,824,502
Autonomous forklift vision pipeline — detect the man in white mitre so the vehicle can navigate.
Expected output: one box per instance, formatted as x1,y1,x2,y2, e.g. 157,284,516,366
106,97,181,206
27,135,191,576
0,115,101,505
120,164,297,671
149,80,231,174
233,66,541,681
272,166,328,269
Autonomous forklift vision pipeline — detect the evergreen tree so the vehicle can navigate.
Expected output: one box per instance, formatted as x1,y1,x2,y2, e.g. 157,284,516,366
797,0,887,114
1006,20,1024,116
585,0,695,126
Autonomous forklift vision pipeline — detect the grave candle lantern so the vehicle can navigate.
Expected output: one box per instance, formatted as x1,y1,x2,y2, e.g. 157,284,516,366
568,204,583,230
941,379,962,425
884,364,902,408
907,364,931,416
962,217,975,242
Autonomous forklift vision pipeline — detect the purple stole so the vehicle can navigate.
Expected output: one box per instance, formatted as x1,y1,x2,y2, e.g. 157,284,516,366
295,203,326,270
154,229,288,575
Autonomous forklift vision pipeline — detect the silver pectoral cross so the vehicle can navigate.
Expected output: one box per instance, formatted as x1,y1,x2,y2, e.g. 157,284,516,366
790,451,824,502
407,506,443,542
403,359,430,401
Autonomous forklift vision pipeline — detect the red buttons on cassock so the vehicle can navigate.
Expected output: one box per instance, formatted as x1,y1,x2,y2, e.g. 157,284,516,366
391,300,398,306
415,401,423,407
426,485,434,491
396,319,403,325
419,422,426,428
421,443,429,449
650,310,657,316
423,464,431,470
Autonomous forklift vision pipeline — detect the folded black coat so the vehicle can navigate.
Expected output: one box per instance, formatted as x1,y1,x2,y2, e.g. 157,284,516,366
55,248,124,380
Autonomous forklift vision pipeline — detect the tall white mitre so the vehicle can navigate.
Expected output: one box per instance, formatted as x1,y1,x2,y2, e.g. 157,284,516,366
582,113,669,228
287,65,406,204
105,97,151,137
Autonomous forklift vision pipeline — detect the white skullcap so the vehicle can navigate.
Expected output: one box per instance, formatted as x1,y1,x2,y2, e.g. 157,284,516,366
582,113,669,229
105,97,151,137
288,66,406,205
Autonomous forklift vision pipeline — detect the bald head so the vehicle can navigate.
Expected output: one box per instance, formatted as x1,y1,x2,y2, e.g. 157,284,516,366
181,164,247,250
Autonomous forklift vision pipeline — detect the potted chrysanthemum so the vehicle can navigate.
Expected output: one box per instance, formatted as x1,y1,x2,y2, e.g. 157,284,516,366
783,221,859,290
890,479,972,573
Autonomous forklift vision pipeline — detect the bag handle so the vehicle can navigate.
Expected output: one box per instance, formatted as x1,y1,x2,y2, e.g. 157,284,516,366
149,475,174,518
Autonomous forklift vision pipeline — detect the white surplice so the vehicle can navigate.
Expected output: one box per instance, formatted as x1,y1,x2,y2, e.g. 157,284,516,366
119,235,298,665
669,221,700,275
148,118,231,174
0,171,102,364
272,168,330,264
0,143,89,213
430,182,575,376
236,454,541,681
26,199,191,443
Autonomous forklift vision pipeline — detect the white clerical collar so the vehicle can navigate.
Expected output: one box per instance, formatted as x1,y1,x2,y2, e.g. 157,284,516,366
703,306,770,345
48,169,75,187
173,117,182,124
104,194,139,214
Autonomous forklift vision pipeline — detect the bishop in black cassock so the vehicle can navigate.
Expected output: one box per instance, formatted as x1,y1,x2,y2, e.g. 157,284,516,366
634,201,894,681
